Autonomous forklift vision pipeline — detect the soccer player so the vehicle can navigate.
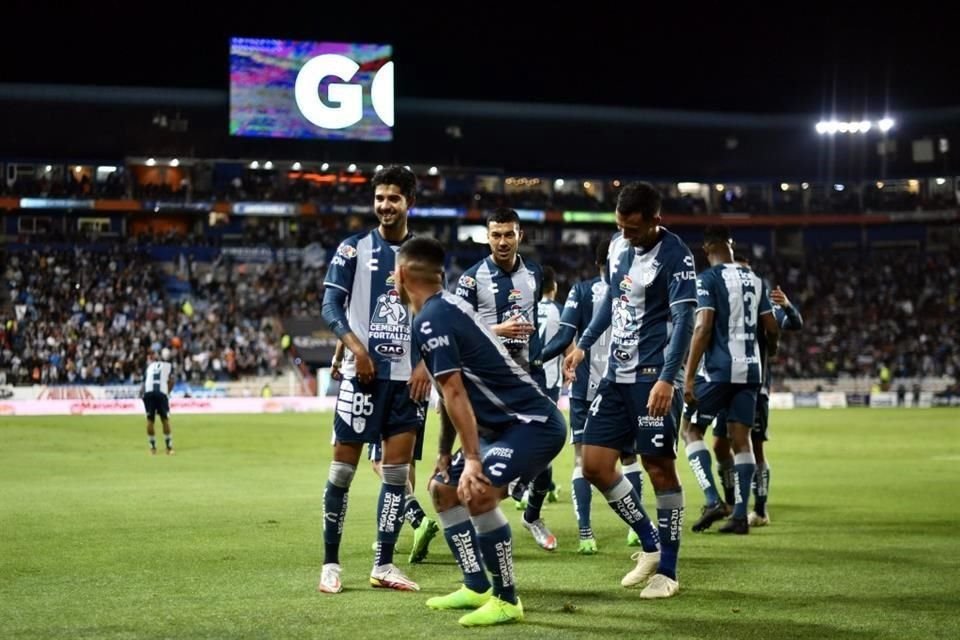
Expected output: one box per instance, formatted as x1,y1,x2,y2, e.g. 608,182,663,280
683,227,780,535
731,255,804,526
537,266,564,404
455,208,558,551
333,340,440,562
396,237,566,626
563,182,696,598
142,351,174,455
317,165,434,594
541,240,646,554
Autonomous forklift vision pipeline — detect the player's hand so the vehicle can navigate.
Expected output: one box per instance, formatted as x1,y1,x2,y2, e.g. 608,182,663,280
408,361,432,402
433,452,453,483
493,316,534,339
330,362,343,381
683,378,697,407
648,380,674,418
458,457,491,504
354,349,376,384
771,286,791,308
564,348,585,383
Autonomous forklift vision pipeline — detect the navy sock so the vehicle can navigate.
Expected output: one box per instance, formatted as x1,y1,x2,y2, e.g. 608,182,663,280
733,453,756,519
438,506,490,593
686,441,721,506
523,466,552,523
603,475,659,552
322,461,355,565
404,494,426,529
374,464,407,568
572,465,593,539
655,489,684,580
718,458,735,505
473,508,517,604
754,462,770,517
622,461,643,502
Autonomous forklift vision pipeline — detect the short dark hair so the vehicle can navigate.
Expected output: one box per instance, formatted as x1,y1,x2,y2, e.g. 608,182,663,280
596,236,611,266
371,165,417,201
542,266,557,292
733,252,751,265
703,225,733,246
616,182,662,219
398,236,445,271
486,207,520,227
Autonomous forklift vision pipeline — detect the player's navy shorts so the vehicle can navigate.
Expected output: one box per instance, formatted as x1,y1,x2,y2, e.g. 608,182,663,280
582,379,682,458
333,378,424,447
435,407,566,489
529,366,547,394
368,417,427,462
545,386,561,403
142,391,169,420
682,402,715,430
693,380,760,432
569,397,589,444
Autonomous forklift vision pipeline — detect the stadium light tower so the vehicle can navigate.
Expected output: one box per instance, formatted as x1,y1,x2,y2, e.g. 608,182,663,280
815,117,894,135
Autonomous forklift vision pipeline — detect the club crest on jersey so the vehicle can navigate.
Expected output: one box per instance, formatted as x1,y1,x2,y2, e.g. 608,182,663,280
337,244,358,259
526,275,537,291
508,288,523,301
619,276,633,292
385,271,396,285
640,259,661,287
458,275,476,289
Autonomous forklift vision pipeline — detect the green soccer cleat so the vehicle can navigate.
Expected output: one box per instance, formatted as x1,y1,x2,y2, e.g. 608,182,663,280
408,517,440,564
458,596,524,627
546,487,561,503
426,585,492,610
577,537,598,555
627,529,641,547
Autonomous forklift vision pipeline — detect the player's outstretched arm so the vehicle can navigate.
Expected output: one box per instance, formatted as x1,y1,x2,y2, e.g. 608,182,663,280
684,308,714,405
435,371,490,503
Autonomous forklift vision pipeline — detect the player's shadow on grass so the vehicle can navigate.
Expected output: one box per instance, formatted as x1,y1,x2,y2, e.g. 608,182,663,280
531,614,879,639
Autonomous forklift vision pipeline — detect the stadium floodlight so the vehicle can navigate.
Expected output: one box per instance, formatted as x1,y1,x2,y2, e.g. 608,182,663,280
715,184,725,192
321,162,330,171
554,179,564,189
935,177,947,186
878,117,895,133
834,184,845,191
44,165,53,173
249,161,260,169
815,121,828,134
170,158,180,167
264,161,274,170
291,162,302,171
801,182,810,190
347,163,358,173
780,183,789,191
428,166,439,176
876,181,885,189
375,164,384,171
859,120,872,133
146,158,156,167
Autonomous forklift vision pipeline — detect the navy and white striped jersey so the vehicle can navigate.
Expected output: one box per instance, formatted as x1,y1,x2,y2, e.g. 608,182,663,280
695,263,773,384
455,256,544,371
414,291,554,430
537,297,563,391
323,228,413,382
558,276,611,401
604,231,697,384
144,361,172,395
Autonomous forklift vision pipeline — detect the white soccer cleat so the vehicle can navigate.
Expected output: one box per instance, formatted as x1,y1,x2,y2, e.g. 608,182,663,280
370,563,420,591
621,550,661,587
522,517,557,551
639,573,680,599
317,563,343,594
748,511,770,527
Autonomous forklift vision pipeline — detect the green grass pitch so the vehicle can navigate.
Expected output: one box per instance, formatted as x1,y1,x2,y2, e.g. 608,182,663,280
1,409,959,639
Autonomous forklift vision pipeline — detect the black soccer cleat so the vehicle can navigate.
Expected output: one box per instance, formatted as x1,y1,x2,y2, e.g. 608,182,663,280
718,516,749,535
691,502,731,532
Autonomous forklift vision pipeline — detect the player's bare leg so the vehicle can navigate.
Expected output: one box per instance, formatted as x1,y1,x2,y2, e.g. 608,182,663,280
146,418,157,454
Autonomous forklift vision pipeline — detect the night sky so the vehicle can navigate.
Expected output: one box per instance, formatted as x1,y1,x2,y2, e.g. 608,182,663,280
3,2,957,117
